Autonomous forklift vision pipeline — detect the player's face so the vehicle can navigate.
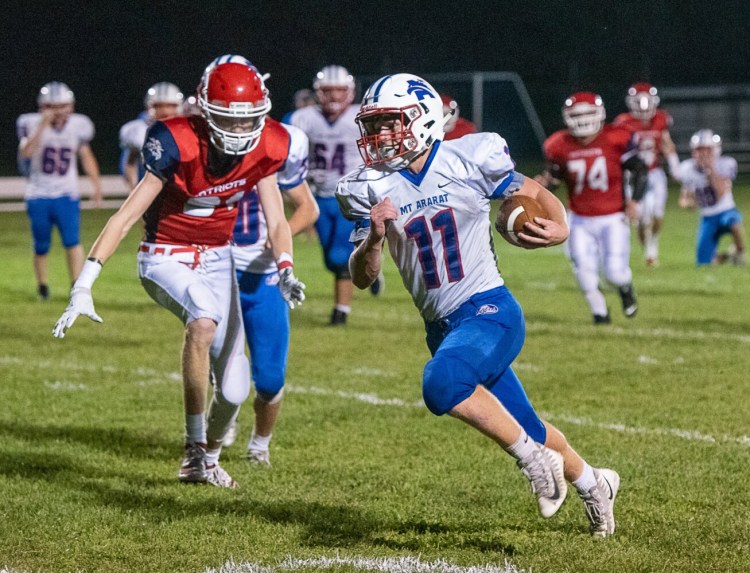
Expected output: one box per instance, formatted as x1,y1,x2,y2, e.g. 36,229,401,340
152,102,180,121
317,85,353,116
212,114,263,134
360,114,405,159
42,103,73,126
692,146,715,167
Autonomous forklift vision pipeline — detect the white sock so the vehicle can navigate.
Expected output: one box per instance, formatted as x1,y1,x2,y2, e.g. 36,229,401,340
335,304,351,314
584,289,608,317
572,463,597,493
205,447,221,466
186,413,206,445
505,430,538,464
247,430,272,452
646,234,660,260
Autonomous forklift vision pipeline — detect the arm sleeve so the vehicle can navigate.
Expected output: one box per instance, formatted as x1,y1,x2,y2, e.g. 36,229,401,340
476,133,524,199
78,116,95,144
716,157,738,181
336,177,373,243
622,154,648,201
142,121,181,181
278,124,310,190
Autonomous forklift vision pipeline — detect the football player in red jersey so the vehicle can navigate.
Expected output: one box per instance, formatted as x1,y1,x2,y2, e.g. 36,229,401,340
614,83,681,267
441,94,478,141
536,92,647,324
52,58,306,489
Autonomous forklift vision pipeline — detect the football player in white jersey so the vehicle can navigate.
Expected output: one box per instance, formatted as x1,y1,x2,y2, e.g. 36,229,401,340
17,82,102,300
336,74,621,537
119,82,184,188
287,65,382,326
229,123,318,464
678,129,745,266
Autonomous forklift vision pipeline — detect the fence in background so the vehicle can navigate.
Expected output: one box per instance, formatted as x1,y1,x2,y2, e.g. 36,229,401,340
0,176,128,212
359,71,546,159
661,84,750,172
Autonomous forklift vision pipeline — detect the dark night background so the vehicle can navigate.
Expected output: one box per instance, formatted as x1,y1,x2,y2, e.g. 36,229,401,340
3,1,749,174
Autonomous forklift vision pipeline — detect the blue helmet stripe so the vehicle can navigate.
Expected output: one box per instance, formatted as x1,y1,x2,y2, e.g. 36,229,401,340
371,75,391,104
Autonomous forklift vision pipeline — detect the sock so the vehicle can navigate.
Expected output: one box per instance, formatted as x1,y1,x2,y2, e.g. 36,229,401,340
247,430,272,452
334,304,351,314
584,289,608,318
205,447,221,466
505,430,538,464
186,413,207,445
572,462,597,493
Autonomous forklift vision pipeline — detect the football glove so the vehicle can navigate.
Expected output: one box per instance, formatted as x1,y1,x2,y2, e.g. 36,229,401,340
52,287,103,339
278,267,306,309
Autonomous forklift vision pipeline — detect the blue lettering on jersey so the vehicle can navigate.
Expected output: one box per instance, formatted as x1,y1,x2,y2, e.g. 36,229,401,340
143,121,180,181
406,79,435,101
413,193,449,211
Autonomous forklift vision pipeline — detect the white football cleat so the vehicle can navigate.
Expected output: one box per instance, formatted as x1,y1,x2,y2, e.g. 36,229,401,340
579,468,620,537
517,446,568,518
247,448,271,466
206,463,238,489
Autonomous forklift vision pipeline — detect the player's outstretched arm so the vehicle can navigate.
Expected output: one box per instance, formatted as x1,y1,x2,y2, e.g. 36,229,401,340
284,181,319,235
349,197,397,289
52,172,164,338
258,174,306,308
514,177,569,248
79,144,103,208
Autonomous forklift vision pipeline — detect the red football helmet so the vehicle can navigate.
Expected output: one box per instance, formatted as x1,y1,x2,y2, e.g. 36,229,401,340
563,92,606,138
198,61,271,155
626,82,660,120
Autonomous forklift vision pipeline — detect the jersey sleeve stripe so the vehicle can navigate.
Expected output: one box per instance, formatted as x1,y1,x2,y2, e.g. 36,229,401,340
490,171,523,199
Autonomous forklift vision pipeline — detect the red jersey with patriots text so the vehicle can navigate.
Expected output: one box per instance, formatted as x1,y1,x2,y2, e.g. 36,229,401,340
543,124,635,217
613,109,672,170
141,116,290,246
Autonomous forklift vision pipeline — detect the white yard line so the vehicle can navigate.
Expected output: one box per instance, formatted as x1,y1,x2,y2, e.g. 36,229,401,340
6,356,749,448
205,556,527,573
525,322,750,344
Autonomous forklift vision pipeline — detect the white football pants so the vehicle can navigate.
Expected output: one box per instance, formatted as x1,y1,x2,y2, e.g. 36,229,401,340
137,242,250,443
568,213,633,316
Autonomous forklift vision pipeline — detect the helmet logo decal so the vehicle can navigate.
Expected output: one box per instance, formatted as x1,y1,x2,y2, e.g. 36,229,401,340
406,79,435,101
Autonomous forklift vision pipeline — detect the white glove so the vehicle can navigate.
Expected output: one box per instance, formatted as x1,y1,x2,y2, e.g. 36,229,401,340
52,287,103,338
278,267,306,309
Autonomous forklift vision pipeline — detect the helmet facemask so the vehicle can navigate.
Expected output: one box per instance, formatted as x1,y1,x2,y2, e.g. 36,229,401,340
625,86,659,121
198,62,272,156
356,105,425,169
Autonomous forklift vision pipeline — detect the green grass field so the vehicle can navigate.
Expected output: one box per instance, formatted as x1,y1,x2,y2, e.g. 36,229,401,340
1,183,748,573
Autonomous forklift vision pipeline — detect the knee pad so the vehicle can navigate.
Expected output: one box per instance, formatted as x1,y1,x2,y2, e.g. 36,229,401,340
326,246,353,271
34,241,51,256
214,353,251,406
422,354,479,416
256,386,284,405
604,262,632,288
334,266,351,280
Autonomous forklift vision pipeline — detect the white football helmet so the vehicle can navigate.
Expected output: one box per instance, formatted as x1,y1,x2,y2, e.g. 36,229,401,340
355,73,452,169
626,83,660,121
144,82,184,119
690,129,722,157
198,57,272,155
563,92,606,138
37,82,75,106
314,65,355,116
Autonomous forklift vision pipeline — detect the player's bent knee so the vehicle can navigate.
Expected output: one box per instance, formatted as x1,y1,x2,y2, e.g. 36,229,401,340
422,355,478,416
334,266,351,280
256,386,284,405
185,318,217,348
34,242,51,256
217,355,251,405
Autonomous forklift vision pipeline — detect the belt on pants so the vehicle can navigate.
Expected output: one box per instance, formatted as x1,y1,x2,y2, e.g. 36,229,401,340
138,242,226,269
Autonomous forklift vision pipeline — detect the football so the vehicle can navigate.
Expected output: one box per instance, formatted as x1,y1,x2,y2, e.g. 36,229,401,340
495,194,547,248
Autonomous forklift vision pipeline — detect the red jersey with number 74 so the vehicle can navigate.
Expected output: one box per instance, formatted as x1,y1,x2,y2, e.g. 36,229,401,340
141,115,290,246
543,124,636,216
